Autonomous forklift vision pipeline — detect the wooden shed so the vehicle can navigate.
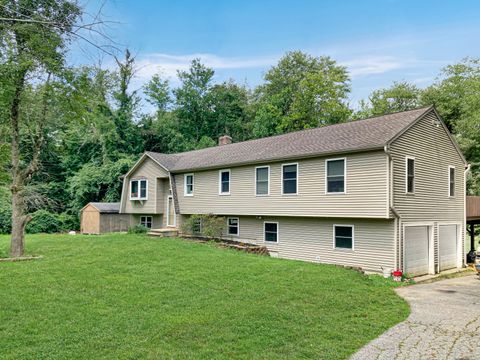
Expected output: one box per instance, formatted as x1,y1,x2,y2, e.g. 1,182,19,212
80,202,132,234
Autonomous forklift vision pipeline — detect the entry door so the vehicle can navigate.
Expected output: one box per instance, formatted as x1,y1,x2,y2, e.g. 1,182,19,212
404,226,429,276
439,225,458,271
167,196,175,227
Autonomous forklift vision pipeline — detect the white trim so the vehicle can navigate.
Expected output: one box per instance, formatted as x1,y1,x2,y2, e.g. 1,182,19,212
255,165,270,196
227,217,240,236
332,224,355,251
281,163,299,195
405,156,415,194
154,178,158,213
166,195,176,227
325,157,347,194
263,221,279,243
448,165,455,198
218,169,231,196
129,179,148,201
402,222,435,275
184,173,194,196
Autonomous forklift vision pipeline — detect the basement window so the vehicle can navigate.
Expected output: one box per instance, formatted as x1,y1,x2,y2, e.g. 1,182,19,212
334,225,354,250
130,179,148,200
227,217,239,236
140,216,152,229
264,222,279,243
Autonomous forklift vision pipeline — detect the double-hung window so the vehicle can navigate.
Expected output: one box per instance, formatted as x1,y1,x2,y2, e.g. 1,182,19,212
256,166,270,196
184,174,194,196
227,217,239,236
130,179,148,200
140,216,152,229
326,158,346,194
406,157,415,194
264,222,278,243
219,170,231,195
282,163,298,195
334,225,354,250
448,166,455,197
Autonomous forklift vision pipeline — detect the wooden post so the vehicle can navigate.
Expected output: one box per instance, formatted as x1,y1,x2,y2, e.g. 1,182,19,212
471,223,476,251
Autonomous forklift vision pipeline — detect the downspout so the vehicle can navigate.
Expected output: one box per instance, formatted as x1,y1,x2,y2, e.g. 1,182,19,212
385,145,401,270
464,163,471,267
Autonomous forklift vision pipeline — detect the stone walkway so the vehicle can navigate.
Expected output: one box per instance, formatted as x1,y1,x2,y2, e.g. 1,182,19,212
351,275,480,360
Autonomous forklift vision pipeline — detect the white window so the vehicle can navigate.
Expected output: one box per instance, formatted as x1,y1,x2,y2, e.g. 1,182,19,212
184,174,194,196
219,169,231,195
192,217,202,235
130,179,148,200
227,217,239,236
449,166,455,197
406,156,415,194
326,158,346,194
264,222,279,243
282,163,298,195
255,166,270,196
140,216,152,229
333,225,354,250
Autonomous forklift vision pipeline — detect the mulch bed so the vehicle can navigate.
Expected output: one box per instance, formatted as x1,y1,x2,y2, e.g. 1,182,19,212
0,256,43,263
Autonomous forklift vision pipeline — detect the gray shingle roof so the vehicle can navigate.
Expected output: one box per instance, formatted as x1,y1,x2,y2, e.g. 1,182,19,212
147,107,432,172
90,202,120,213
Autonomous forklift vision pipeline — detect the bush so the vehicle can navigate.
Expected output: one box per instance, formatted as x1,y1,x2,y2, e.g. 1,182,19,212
26,210,62,234
0,206,12,234
128,224,149,234
182,214,225,239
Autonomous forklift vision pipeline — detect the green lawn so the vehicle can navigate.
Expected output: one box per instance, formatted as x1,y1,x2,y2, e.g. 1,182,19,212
0,234,409,359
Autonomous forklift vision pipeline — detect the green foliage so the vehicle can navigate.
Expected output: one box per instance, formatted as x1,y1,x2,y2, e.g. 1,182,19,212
128,224,149,234
355,81,423,119
182,214,226,239
26,210,62,234
253,51,351,135
0,188,12,234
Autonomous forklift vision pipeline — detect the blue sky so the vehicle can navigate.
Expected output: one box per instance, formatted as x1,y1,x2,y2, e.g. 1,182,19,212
78,0,480,107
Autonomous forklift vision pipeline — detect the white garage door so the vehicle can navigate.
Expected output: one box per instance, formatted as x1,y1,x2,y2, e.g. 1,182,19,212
439,225,458,271
405,226,429,276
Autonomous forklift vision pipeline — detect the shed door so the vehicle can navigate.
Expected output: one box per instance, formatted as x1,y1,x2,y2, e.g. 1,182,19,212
405,226,429,276
439,225,458,271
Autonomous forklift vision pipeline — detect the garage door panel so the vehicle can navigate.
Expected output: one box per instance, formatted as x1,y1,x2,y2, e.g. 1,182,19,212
405,226,429,276
439,225,457,271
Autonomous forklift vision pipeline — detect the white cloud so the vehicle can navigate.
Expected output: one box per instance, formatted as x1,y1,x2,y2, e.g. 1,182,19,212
340,56,404,77
134,53,278,81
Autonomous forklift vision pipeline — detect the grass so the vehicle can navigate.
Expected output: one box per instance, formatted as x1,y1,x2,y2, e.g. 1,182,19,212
0,234,409,359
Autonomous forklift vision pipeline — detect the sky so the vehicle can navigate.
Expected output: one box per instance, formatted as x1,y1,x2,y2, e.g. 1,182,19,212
76,0,480,108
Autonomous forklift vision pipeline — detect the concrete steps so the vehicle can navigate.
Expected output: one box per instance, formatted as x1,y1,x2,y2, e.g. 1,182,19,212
147,227,179,237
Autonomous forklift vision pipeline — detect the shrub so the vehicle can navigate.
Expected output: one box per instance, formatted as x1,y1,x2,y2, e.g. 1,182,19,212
26,210,62,234
182,214,225,239
0,206,12,234
128,224,149,234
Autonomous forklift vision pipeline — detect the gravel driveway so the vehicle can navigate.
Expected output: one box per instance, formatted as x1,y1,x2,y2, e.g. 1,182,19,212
351,274,480,360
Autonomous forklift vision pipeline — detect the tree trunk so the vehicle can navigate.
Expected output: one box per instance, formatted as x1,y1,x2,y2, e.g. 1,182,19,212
9,66,27,257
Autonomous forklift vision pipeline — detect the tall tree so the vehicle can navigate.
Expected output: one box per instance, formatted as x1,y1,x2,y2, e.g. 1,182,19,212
355,81,423,119
252,51,351,136
0,0,82,256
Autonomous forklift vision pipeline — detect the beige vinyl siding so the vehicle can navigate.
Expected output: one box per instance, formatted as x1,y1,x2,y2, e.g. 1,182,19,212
175,151,388,218
122,158,169,214
390,110,466,269
182,215,395,272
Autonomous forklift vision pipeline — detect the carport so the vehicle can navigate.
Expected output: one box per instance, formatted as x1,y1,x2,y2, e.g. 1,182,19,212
466,195,480,262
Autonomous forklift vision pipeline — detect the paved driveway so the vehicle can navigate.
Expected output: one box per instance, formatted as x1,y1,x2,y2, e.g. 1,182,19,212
351,275,480,360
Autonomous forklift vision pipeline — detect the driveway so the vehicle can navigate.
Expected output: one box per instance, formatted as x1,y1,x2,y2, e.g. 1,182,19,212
351,275,480,360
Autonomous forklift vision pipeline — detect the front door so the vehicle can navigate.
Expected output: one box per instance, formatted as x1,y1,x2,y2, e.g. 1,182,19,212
167,196,175,227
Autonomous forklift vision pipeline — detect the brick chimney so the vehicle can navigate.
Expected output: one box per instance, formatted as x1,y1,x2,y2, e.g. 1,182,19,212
218,135,232,146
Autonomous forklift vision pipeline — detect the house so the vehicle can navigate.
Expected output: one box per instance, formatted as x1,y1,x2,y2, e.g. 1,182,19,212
80,202,133,234
118,106,468,275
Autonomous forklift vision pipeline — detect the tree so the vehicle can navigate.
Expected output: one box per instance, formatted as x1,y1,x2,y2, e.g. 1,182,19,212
253,51,351,136
144,73,171,113
355,81,423,119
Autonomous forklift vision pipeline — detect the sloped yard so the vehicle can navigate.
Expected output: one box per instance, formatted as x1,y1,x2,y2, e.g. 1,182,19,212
0,234,409,359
